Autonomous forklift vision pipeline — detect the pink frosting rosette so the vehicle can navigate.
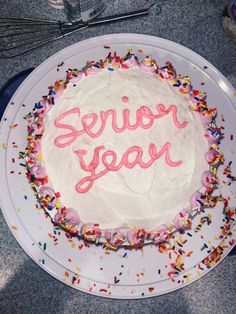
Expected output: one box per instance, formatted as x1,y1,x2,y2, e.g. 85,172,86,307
150,224,169,244
201,171,218,188
190,90,206,104
63,208,80,226
199,113,212,126
178,77,192,94
158,62,176,80
105,53,121,69
38,186,56,208
205,128,222,144
108,231,125,248
28,141,41,160
199,107,217,126
190,191,204,210
86,64,101,76
35,97,55,119
158,68,176,80
122,55,139,69
41,96,53,112
34,103,47,119
205,149,223,167
29,121,44,135
54,207,80,227
66,69,83,83
81,223,101,242
104,229,113,243
49,80,65,99
127,229,147,246
28,165,47,186
29,165,46,178
140,56,157,73
172,209,192,232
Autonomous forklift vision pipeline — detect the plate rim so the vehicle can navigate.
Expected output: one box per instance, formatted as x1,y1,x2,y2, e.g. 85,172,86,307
0,33,236,298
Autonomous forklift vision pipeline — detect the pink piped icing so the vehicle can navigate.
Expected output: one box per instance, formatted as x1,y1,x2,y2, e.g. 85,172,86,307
109,231,125,247
81,224,102,242
29,165,46,179
140,56,157,73
127,230,142,246
28,165,47,186
205,150,218,163
205,149,223,167
54,208,80,228
178,77,192,94
86,62,102,76
150,224,169,244
30,121,44,135
190,192,204,209
54,81,65,98
158,62,176,80
74,142,182,193
190,90,206,103
63,208,80,226
122,55,138,68
39,186,56,207
66,70,82,83
35,104,47,119
199,108,217,125
205,128,222,144
172,209,192,231
53,104,188,149
122,96,129,103
104,229,113,243
28,141,41,159
201,171,217,188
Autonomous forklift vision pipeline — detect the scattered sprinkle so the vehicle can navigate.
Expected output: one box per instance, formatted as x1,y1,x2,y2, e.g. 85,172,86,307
114,276,120,284
99,289,108,293
148,287,154,293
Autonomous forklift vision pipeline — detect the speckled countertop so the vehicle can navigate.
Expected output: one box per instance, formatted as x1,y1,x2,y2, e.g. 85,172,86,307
0,1,236,313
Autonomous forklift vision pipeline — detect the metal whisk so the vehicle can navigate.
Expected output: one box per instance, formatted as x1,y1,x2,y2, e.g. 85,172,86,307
0,3,161,59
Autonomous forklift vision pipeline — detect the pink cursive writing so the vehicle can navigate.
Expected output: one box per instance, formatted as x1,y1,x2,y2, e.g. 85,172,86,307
53,103,188,193
74,142,182,193
54,104,188,148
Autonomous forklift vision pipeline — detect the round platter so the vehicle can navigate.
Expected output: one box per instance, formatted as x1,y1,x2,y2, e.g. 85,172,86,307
0,34,236,299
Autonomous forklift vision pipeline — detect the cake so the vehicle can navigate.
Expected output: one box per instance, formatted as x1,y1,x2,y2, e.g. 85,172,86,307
24,51,224,249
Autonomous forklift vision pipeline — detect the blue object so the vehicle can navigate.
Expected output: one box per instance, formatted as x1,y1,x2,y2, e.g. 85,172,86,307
0,68,34,120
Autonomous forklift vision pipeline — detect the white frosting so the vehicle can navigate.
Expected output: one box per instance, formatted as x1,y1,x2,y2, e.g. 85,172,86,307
41,68,208,230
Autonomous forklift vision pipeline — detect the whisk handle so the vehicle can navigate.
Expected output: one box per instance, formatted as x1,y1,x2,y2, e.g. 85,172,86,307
87,8,149,26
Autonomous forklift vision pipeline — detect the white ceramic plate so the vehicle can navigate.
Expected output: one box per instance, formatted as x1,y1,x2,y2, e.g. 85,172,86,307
0,34,236,299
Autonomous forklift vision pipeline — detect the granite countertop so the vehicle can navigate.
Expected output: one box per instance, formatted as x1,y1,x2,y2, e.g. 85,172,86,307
0,1,236,313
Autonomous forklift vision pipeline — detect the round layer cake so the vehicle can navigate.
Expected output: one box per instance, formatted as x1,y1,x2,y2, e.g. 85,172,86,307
24,52,224,249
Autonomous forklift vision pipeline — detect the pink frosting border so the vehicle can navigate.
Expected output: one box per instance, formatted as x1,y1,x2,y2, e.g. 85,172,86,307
23,52,224,250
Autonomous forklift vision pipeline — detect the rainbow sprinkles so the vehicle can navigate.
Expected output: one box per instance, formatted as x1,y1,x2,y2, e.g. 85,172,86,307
23,51,224,250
